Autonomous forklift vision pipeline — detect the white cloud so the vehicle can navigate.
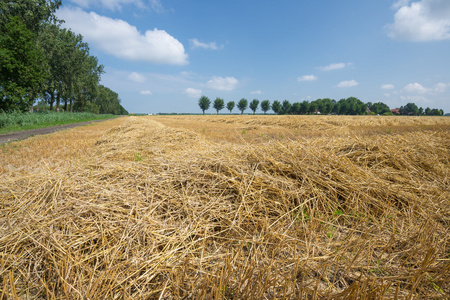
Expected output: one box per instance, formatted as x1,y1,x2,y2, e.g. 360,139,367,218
250,90,262,95
319,63,350,71
433,82,448,93
297,75,318,81
207,76,239,91
57,7,188,65
337,80,359,88
128,72,146,83
400,95,431,104
403,82,428,94
403,82,449,94
140,90,152,95
189,38,222,50
184,88,202,98
392,0,411,10
387,0,450,41
381,84,395,90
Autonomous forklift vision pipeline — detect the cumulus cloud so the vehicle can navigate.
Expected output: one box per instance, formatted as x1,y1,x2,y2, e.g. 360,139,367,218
319,63,350,71
403,82,428,94
400,95,431,104
207,76,239,91
387,0,450,41
337,80,358,88
381,84,395,90
185,88,202,98
57,7,188,65
403,82,448,94
128,72,146,83
140,90,152,95
69,0,163,11
250,90,262,95
189,38,222,50
297,75,318,82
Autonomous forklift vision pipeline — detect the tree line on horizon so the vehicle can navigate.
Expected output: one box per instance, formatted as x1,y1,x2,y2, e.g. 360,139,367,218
0,0,128,115
198,96,444,116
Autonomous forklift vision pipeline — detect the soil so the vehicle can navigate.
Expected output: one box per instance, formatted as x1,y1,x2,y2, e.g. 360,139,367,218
0,119,116,145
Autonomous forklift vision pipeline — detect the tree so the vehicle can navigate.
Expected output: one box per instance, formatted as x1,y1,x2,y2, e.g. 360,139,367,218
299,100,310,114
226,101,235,113
94,85,126,114
400,102,419,115
237,98,248,114
271,100,282,114
369,102,391,115
0,0,62,35
198,96,211,114
213,97,224,114
260,100,270,114
0,16,45,112
249,99,259,115
291,102,301,114
281,100,292,115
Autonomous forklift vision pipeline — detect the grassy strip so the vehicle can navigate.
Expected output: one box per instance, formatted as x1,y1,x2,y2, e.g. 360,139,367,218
0,111,118,134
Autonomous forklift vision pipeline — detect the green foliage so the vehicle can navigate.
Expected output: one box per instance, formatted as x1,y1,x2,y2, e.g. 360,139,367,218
0,0,62,35
271,100,281,114
249,99,259,114
95,85,126,115
281,100,292,114
213,97,224,114
399,102,419,116
368,102,391,115
226,101,235,113
237,98,248,114
260,100,270,114
0,16,45,112
198,96,211,114
0,2,125,115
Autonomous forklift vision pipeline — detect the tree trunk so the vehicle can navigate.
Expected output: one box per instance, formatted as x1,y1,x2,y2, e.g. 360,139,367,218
49,91,55,111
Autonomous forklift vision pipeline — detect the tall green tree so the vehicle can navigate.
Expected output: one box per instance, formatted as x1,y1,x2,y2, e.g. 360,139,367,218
400,103,419,115
213,97,224,114
271,100,281,114
299,100,310,114
198,96,211,114
0,0,61,35
0,16,45,112
237,98,248,115
281,100,292,114
94,85,126,114
260,100,270,114
226,101,235,113
0,0,62,111
249,99,259,115
291,102,301,114
369,102,391,115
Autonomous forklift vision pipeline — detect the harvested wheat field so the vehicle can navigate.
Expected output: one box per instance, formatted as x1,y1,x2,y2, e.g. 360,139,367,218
1,115,449,299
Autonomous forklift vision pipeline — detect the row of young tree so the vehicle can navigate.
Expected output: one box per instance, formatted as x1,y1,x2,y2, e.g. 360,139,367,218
0,0,128,115
198,96,444,116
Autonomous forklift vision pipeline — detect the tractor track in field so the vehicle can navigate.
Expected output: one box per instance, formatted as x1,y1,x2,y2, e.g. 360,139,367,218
0,118,120,145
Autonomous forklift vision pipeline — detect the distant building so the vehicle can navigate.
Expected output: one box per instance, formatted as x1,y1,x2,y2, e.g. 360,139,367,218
391,108,400,115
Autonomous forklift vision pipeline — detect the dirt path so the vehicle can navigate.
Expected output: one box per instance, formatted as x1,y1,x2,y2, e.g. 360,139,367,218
0,118,119,145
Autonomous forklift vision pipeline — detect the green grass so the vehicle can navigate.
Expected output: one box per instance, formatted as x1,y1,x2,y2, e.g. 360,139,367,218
0,112,118,134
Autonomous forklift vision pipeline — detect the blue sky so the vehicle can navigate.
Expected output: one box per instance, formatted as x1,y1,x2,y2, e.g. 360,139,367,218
57,0,450,114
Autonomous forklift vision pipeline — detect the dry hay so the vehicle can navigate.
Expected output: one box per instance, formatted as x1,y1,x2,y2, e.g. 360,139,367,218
1,116,449,299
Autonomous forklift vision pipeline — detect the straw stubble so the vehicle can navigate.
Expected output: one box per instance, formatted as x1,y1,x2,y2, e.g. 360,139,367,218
0,115,449,299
